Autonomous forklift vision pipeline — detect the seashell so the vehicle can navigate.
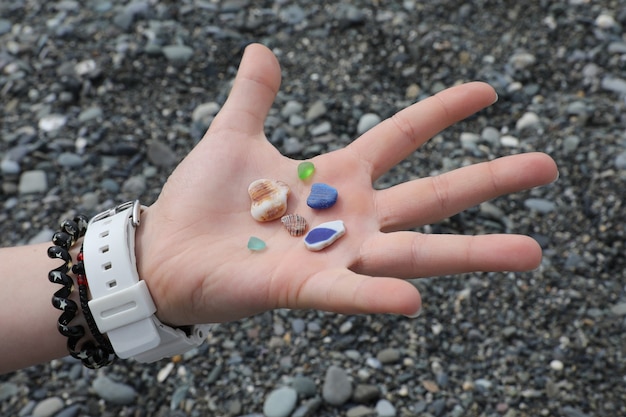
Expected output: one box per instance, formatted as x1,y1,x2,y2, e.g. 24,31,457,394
281,214,308,237
304,220,346,251
248,179,290,222
306,183,338,209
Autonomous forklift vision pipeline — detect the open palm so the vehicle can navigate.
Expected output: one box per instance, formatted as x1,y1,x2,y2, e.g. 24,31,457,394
135,44,558,326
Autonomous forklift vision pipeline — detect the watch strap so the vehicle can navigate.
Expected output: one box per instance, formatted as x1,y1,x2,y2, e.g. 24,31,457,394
84,201,211,362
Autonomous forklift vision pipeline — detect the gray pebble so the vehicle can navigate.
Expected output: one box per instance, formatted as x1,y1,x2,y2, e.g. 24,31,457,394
38,114,67,132
610,302,626,316
291,318,306,334
508,52,536,70
0,382,19,401
601,76,626,95
122,175,147,195
322,366,352,405
18,170,47,194
524,198,556,214
54,404,82,417
515,111,541,131
376,348,401,364
147,140,177,169
283,137,304,154
292,376,317,398
262,386,298,417
309,121,332,136
32,397,64,417
1,158,20,175
351,384,380,403
0,19,12,35
57,152,83,168
357,113,382,135
615,151,626,170
28,228,54,245
306,100,327,121
561,406,591,417
563,136,580,153
375,399,396,417
92,375,137,405
291,397,322,417
281,100,303,117
346,405,376,417
192,102,220,124
162,45,194,65
78,106,103,123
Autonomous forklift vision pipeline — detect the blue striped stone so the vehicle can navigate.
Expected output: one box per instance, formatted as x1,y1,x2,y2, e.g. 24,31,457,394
306,183,338,209
304,220,345,251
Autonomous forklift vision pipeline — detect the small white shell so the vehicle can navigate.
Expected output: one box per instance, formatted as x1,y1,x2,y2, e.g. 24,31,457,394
281,214,308,236
248,179,290,222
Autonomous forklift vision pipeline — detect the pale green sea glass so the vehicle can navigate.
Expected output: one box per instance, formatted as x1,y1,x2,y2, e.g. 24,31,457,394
247,236,267,251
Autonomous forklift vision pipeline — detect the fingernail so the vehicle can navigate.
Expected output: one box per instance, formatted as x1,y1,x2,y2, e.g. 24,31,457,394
492,92,499,105
404,307,422,319
552,170,560,183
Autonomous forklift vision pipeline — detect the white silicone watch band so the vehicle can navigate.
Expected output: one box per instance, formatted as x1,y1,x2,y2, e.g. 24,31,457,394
84,201,212,362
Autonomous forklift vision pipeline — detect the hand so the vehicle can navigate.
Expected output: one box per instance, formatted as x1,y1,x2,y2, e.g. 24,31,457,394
135,43,558,326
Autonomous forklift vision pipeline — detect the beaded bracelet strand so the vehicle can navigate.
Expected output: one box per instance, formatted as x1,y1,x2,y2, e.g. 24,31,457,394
48,215,116,369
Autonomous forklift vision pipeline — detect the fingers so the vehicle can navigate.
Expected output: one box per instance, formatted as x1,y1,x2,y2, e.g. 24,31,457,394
376,152,559,231
291,268,422,317
346,82,497,180
354,232,543,278
211,43,282,137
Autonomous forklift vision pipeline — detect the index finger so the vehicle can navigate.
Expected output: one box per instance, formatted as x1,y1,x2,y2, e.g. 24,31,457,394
346,82,497,180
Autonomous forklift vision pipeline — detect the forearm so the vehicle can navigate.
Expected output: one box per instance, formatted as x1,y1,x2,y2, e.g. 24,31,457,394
0,243,70,374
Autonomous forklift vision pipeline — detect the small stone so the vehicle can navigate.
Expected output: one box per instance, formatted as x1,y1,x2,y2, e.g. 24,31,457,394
248,236,267,251
550,359,564,371
291,397,322,417
18,170,47,194
322,365,352,405
307,183,338,209
357,113,381,135
38,114,67,132
162,45,194,65
376,347,401,364
376,399,396,417
304,220,346,251
298,161,315,180
92,375,136,405
33,397,64,417
248,179,290,222
263,387,298,417
524,198,556,213
346,405,376,417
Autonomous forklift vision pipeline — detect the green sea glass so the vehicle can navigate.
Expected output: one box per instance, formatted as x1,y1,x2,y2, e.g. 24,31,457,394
297,161,315,180
247,236,267,251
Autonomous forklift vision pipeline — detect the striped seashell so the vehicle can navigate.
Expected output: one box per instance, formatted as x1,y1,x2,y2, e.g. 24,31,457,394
281,214,308,237
248,179,290,222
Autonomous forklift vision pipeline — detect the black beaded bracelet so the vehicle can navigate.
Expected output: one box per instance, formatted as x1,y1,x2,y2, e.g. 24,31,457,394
48,215,116,369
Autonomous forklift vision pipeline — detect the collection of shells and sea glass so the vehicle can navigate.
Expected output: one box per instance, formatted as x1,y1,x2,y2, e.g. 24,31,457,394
247,161,345,252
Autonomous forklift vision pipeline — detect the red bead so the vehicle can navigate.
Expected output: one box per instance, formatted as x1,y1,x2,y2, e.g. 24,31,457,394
76,274,87,286
77,251,84,262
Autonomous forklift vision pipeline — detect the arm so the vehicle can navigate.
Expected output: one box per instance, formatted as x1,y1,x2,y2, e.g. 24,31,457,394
0,243,70,373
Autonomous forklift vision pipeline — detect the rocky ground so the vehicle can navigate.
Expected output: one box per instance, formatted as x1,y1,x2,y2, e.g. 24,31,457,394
1,1,626,416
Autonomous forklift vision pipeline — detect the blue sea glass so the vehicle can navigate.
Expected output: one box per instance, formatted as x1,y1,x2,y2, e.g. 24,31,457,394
306,183,338,209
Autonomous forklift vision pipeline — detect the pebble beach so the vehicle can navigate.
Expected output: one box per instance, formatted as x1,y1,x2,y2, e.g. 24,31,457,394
1,1,625,416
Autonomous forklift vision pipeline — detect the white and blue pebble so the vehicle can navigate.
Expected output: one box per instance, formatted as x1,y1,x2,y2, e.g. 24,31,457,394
304,220,345,251
306,183,338,209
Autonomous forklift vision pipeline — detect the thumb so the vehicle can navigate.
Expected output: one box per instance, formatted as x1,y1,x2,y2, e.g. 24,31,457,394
211,43,282,137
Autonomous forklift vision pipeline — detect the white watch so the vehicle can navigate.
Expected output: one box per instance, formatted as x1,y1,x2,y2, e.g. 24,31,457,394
83,200,212,362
